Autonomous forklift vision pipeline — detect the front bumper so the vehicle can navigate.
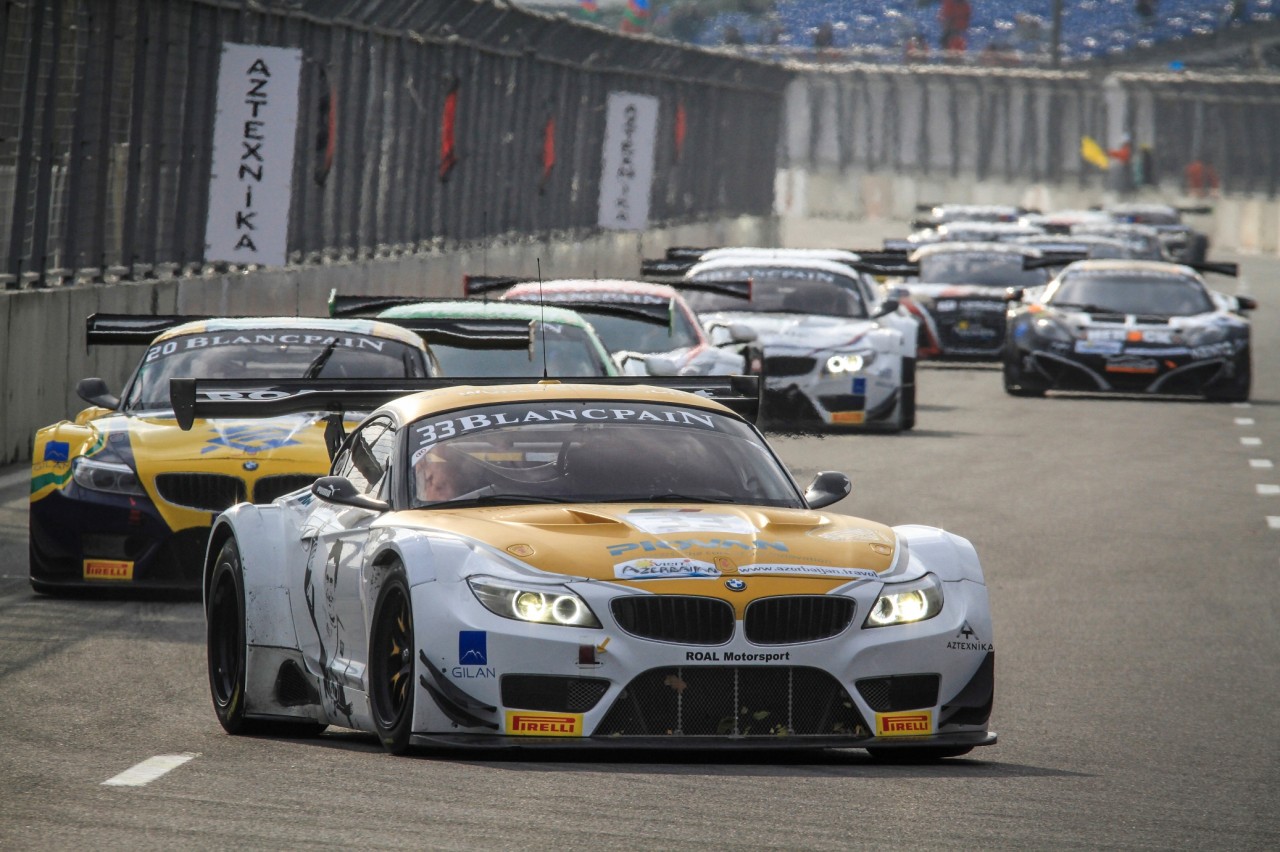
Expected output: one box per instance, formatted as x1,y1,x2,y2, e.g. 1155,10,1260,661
759,358,901,429
1014,339,1245,395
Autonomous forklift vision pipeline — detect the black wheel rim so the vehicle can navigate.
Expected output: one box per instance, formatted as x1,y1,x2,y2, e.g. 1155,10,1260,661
373,585,412,729
208,569,240,707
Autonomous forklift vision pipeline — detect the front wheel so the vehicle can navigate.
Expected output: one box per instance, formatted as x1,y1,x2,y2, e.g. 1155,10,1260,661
1205,354,1250,403
1003,357,1046,397
369,567,415,754
207,538,326,738
900,358,916,431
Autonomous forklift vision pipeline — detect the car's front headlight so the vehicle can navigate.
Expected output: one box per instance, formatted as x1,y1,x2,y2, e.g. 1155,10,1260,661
863,573,943,628
72,449,146,496
1033,316,1074,343
468,576,601,628
825,350,876,375
1185,324,1227,346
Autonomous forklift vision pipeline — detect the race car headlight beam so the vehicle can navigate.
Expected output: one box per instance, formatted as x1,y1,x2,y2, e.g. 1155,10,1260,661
71,453,146,496
468,577,601,628
825,351,875,375
863,573,943,628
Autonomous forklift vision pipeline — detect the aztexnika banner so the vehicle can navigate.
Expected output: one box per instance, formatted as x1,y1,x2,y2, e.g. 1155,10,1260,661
597,91,658,231
205,43,302,267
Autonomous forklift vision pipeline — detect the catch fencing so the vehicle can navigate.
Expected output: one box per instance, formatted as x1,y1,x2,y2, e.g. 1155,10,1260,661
0,0,790,289
781,63,1280,198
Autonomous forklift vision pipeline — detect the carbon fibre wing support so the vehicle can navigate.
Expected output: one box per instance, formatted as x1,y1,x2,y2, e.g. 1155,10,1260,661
170,375,763,431
86,313,216,345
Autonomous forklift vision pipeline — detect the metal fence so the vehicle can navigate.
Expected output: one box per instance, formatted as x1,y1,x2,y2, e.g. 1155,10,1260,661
1,0,791,289
782,63,1280,197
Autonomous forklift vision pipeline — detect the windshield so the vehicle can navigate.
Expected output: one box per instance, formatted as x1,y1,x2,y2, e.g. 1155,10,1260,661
408,401,801,509
918,253,1048,287
683,268,867,317
1048,273,1214,316
123,329,426,410
429,323,611,377
580,309,700,354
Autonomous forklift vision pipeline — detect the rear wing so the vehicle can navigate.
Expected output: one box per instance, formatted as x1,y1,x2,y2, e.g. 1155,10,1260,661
1188,260,1238,277
170,375,763,430
643,255,916,280
503,294,673,326
380,318,536,348
86,313,216,345
1021,251,1090,270
329,292,437,318
463,275,527,298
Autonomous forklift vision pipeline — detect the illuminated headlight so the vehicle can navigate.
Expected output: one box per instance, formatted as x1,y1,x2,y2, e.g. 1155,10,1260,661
1185,324,1227,346
71,453,145,496
1033,317,1074,343
825,351,875,374
863,573,943,628
468,577,601,628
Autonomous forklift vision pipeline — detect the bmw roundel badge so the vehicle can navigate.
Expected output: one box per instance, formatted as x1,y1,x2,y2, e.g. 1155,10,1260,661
725,578,747,592
243,460,259,471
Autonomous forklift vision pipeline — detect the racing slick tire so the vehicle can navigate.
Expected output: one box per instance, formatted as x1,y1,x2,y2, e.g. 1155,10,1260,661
207,538,326,738
1003,358,1046,398
866,745,974,763
369,565,415,755
901,358,917,431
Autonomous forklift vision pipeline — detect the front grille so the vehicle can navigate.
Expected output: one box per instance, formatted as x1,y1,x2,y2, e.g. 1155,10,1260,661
816,393,865,412
744,596,855,645
763,355,817,377
155,473,245,511
611,596,734,645
253,474,320,504
856,674,940,712
595,666,869,738
501,675,610,713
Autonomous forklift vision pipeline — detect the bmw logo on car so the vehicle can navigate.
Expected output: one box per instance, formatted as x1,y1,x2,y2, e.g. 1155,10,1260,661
725,578,747,592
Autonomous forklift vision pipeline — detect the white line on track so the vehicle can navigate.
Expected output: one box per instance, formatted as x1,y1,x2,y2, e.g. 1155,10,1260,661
0,469,28,491
1257,485,1280,496
102,753,199,787
1235,418,1256,426
1242,437,1263,446
1269,517,1280,530
1233,402,1253,409
1252,459,1275,469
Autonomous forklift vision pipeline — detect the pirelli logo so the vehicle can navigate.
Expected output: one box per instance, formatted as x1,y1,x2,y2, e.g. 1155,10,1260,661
505,711,583,737
83,560,134,581
875,710,933,737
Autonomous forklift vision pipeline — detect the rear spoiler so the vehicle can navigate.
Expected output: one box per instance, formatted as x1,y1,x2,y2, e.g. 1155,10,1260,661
379,318,536,348
1187,261,1237,277
641,258,694,278
504,295,673,326
1022,251,1090,270
329,292,435,318
86,313,216,345
644,255,916,280
463,274,527,297
1177,205,1213,215
170,375,763,430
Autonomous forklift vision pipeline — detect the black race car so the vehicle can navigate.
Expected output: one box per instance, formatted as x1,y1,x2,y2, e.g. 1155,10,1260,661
1003,259,1253,401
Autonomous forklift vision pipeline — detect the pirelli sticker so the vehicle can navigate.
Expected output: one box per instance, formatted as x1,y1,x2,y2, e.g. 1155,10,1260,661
84,560,134,582
505,711,583,737
875,710,933,737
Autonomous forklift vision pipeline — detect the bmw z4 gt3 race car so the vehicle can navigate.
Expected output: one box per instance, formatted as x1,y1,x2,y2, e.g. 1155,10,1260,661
1004,259,1254,401
181,376,996,758
29,316,431,593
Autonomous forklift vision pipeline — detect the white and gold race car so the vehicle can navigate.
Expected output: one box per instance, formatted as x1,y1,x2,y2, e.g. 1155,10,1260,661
181,375,996,759
29,315,432,593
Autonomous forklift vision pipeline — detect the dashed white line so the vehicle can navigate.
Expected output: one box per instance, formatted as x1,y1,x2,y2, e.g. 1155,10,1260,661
1235,418,1256,426
1257,485,1280,496
1269,517,1280,530
102,753,198,787
1233,402,1253,409
1251,459,1275,469
1242,437,1263,446
0,469,28,491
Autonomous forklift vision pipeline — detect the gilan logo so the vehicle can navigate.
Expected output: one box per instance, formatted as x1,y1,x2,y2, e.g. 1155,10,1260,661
875,710,933,737
83,560,133,581
505,711,583,737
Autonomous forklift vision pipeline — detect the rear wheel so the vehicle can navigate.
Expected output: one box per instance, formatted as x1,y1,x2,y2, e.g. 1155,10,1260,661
207,538,326,737
369,567,415,754
900,358,917,430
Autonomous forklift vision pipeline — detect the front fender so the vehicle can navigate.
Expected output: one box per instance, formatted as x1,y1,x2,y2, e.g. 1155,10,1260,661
894,524,985,585
208,504,301,652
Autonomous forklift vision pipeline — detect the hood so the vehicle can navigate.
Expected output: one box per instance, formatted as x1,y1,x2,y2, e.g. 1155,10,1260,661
700,312,875,351
119,412,331,467
404,504,900,590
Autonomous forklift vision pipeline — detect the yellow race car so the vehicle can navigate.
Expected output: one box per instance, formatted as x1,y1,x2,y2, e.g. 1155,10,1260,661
29,315,432,594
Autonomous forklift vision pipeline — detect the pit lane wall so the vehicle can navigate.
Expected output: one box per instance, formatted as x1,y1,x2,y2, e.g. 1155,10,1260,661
0,216,773,466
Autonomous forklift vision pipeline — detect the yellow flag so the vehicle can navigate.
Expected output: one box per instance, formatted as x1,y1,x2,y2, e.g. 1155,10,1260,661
1081,136,1110,170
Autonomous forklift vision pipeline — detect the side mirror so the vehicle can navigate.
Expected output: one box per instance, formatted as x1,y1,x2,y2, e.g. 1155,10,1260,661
1235,295,1258,312
1004,287,1025,303
312,476,389,512
888,285,911,300
874,298,900,318
804,471,851,509
76,377,120,410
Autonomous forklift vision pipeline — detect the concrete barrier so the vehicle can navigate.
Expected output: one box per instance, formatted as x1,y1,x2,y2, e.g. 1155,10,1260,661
1,217,774,465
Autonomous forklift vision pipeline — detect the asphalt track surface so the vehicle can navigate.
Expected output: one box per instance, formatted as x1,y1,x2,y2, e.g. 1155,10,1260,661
0,220,1277,850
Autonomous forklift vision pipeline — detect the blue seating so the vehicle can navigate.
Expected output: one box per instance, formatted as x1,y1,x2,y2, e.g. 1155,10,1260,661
689,0,1273,63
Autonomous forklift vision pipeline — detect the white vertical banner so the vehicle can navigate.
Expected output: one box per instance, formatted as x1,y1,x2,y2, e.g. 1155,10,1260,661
205,43,302,267
597,92,659,231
